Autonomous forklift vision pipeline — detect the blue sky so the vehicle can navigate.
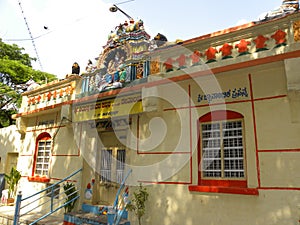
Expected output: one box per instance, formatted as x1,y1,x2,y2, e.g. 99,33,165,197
0,0,281,79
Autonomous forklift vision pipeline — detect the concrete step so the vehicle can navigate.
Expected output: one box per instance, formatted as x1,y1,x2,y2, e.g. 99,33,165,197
64,211,130,225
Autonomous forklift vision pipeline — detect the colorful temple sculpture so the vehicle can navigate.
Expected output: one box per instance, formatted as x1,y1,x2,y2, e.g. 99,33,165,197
80,19,151,95
1,3,300,225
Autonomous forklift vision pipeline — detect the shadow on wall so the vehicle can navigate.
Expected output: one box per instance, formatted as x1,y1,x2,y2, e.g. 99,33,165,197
0,125,21,173
143,183,298,225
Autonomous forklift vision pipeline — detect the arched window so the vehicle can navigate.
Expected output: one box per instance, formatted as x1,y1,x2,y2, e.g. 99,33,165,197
198,110,246,187
33,132,52,177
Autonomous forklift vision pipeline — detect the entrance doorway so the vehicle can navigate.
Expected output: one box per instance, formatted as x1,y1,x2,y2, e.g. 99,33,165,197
5,152,19,175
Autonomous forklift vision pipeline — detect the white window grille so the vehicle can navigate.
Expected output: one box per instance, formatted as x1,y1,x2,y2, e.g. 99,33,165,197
35,139,51,176
100,149,112,182
100,148,126,183
201,120,245,178
116,149,126,183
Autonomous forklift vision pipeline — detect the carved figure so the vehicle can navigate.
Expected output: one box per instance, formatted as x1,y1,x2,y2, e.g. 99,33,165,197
293,20,300,42
154,33,168,47
72,62,80,75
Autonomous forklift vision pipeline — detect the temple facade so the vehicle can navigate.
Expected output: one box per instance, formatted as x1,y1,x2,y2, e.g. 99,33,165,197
1,7,300,225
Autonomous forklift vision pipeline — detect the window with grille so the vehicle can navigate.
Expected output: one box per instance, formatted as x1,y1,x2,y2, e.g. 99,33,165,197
100,148,126,183
199,110,246,187
35,136,51,176
100,149,112,182
201,120,244,178
116,150,126,183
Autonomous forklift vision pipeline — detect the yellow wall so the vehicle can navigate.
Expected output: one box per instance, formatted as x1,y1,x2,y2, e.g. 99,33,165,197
126,59,300,225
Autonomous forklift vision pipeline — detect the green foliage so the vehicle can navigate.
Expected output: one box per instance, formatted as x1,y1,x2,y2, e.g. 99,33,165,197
0,38,57,127
126,184,149,225
0,58,57,85
63,182,78,213
0,38,34,67
4,167,21,198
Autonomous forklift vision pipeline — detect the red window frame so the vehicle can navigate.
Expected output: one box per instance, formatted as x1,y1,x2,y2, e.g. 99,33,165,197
198,110,247,188
31,132,52,179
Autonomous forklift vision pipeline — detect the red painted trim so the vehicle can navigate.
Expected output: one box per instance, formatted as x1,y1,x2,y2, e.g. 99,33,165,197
200,179,247,188
259,187,300,191
188,185,259,195
194,99,251,109
164,106,190,111
254,94,287,102
197,110,246,187
183,22,255,45
73,89,122,104
140,180,191,185
137,114,140,154
188,85,193,184
28,176,50,183
197,117,201,186
32,132,52,177
20,154,32,157
248,74,261,188
199,110,243,122
137,151,190,155
63,222,75,225
258,148,300,153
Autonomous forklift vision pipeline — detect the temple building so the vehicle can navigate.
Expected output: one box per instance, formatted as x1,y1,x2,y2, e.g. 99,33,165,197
1,3,300,225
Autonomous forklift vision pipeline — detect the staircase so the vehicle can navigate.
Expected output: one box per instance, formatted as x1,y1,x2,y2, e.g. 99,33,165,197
64,203,130,225
63,169,132,225
11,168,82,225
0,168,132,225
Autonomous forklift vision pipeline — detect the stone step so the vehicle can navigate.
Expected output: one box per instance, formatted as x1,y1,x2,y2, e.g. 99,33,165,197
64,211,130,225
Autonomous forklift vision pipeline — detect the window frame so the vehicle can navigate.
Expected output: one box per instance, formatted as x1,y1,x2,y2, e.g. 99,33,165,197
32,132,52,179
198,110,247,188
99,148,126,184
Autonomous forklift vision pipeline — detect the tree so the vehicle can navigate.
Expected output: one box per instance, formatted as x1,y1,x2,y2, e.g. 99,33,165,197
126,184,149,225
0,38,57,127
0,38,34,67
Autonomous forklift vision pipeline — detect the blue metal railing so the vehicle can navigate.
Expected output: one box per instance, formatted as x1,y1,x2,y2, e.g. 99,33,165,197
13,168,82,225
111,169,132,225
